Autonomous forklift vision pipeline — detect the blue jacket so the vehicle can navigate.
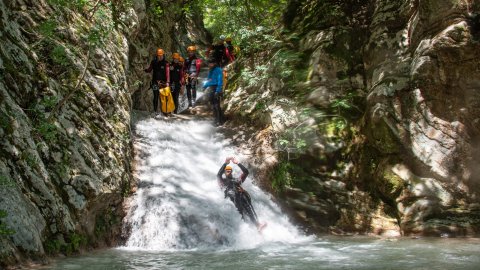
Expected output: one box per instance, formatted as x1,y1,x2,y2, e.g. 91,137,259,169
203,66,223,93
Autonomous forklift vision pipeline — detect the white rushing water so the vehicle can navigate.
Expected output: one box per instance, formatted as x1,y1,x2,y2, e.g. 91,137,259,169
122,109,307,251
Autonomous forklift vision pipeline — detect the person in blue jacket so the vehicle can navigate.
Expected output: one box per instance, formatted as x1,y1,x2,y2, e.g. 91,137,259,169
203,58,224,125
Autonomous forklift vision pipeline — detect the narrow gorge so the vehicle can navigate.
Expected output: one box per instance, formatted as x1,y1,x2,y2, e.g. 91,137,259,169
1,0,479,269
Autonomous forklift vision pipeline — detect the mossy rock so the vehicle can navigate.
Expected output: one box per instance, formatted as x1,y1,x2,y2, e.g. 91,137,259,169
372,158,405,202
378,169,404,199
369,118,400,154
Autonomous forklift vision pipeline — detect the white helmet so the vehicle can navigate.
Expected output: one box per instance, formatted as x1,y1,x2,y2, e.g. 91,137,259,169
219,35,226,40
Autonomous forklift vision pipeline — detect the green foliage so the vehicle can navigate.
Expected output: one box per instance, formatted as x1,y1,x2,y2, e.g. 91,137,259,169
153,5,164,17
284,0,349,31
69,233,87,252
271,161,293,192
275,107,319,156
45,233,87,255
51,45,71,67
198,0,287,55
38,20,57,37
241,64,269,87
329,91,364,119
277,125,311,155
0,175,15,188
47,0,88,10
45,239,62,254
269,49,306,88
36,121,58,143
271,160,313,192
148,0,167,19
41,96,59,111
21,151,39,168
0,210,15,236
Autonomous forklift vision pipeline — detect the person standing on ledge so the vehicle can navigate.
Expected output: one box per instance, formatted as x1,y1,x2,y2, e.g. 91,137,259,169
144,48,170,116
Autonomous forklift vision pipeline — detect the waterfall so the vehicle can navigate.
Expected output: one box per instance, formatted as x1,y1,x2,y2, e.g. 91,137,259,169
122,109,306,251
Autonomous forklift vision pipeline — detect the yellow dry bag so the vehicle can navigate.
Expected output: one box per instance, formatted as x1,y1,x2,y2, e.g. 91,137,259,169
159,86,175,113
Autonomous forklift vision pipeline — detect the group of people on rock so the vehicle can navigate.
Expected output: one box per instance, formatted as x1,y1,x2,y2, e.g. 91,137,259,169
144,45,201,115
144,36,238,125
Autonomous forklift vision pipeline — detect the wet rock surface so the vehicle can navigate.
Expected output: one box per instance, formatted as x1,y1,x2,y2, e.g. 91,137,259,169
222,0,480,236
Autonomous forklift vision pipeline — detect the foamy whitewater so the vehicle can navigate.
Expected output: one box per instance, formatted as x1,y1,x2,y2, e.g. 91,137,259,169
122,106,307,251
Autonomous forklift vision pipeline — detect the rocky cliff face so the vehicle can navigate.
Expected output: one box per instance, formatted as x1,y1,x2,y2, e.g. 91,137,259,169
223,0,480,236
0,0,204,266
362,0,480,236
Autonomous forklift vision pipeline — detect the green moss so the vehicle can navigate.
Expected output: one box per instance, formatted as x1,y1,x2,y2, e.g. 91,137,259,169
370,120,400,154
0,175,15,188
380,170,404,198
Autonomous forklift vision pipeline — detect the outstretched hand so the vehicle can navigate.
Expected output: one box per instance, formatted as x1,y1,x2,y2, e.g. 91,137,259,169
225,156,233,163
232,157,239,164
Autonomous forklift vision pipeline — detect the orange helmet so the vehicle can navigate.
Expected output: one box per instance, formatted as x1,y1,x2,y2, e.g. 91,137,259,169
172,52,180,59
225,165,232,171
156,48,164,56
187,45,196,52
179,56,185,63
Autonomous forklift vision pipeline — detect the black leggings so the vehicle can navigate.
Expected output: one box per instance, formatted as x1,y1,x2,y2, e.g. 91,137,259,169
209,88,223,124
226,187,259,225
186,77,197,103
171,81,181,113
152,90,159,112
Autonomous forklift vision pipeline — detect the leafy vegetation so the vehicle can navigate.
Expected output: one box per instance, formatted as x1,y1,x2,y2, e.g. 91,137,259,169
270,160,314,192
0,175,16,188
45,233,87,255
187,0,288,55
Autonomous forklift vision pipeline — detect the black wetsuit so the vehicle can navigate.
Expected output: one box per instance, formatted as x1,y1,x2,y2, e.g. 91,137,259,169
217,163,259,225
145,56,169,113
170,62,183,113
185,56,200,106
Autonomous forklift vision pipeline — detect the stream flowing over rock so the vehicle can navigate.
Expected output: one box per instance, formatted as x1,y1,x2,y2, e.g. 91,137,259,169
223,0,480,236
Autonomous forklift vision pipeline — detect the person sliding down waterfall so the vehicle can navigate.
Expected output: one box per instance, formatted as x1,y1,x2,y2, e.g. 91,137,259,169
217,157,267,232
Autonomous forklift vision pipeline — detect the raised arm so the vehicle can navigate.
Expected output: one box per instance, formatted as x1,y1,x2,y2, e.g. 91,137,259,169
217,162,227,181
231,157,248,183
237,163,249,183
